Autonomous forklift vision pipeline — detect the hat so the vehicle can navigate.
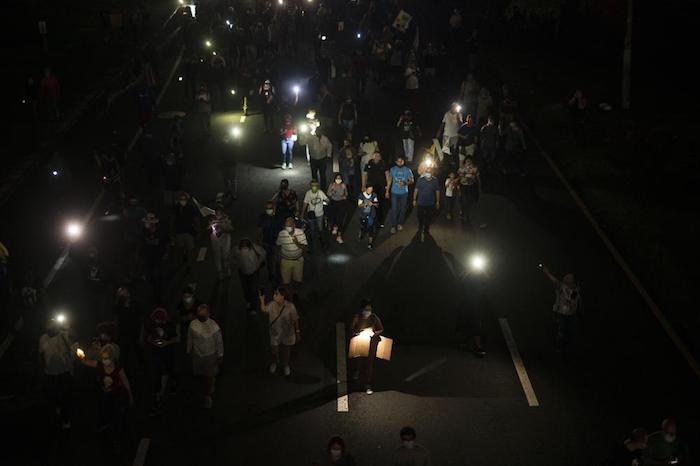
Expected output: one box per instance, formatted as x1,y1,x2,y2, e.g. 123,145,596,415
142,212,159,224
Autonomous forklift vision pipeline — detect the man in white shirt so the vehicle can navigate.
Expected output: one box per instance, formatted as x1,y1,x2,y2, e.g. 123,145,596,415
38,318,75,429
436,103,463,155
302,179,330,253
276,216,309,288
187,304,224,408
358,134,379,171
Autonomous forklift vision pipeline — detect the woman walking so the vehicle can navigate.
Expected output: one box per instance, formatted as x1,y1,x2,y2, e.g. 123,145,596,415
187,304,224,408
258,287,300,376
327,174,349,244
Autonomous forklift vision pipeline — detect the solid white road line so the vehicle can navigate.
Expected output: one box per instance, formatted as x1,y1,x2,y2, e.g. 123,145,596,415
336,322,349,412
239,115,247,123
196,247,207,262
521,120,700,379
404,357,448,382
499,318,539,407
132,438,151,466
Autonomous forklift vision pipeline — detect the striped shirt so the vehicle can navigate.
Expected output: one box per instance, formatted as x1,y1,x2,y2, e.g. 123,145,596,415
276,228,308,260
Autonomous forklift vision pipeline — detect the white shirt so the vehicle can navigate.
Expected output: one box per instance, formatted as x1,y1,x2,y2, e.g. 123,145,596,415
187,318,224,357
303,189,329,217
276,227,308,260
232,244,266,275
38,332,74,375
442,111,462,137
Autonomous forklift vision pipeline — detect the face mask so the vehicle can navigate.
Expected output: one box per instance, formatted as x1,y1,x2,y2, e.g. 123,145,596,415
335,179,342,184
265,209,274,215
330,448,342,459
424,173,432,179
102,358,113,366
179,200,187,206
664,433,676,443
311,187,319,193
197,315,208,322
402,440,415,449
362,310,371,318
184,296,194,304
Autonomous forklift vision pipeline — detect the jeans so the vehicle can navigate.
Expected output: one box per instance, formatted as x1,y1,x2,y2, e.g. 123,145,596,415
263,105,274,131
306,215,325,250
390,193,409,227
310,157,328,188
281,138,294,165
402,138,415,162
417,205,435,232
328,200,347,232
341,119,355,135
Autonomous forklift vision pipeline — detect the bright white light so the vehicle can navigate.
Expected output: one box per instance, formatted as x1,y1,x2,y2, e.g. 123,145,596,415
299,123,308,133
65,222,83,240
205,40,212,47
212,51,217,56
22,99,27,104
178,0,184,4
356,32,362,39
231,126,242,138
55,313,66,324
278,0,283,4
51,170,59,176
423,157,434,168
455,104,462,112
225,20,231,25
230,89,236,95
321,35,327,41
76,348,85,359
178,76,183,82
327,253,351,265
293,85,300,94
469,254,487,271
359,328,374,339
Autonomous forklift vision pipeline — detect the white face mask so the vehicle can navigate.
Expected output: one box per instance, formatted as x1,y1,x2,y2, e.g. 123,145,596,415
265,209,274,215
178,200,187,206
330,448,342,459
402,440,415,449
362,310,372,318
664,433,676,443
335,179,342,184
424,173,432,179
102,358,113,367
184,296,194,304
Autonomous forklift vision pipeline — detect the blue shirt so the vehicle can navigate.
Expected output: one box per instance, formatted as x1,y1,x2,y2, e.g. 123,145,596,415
389,166,414,195
415,176,440,206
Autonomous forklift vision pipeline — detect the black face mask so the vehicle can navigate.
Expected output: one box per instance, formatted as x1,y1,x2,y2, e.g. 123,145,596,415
47,328,59,337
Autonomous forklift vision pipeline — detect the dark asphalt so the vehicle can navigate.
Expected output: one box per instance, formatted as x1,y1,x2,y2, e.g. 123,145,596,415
1,13,699,466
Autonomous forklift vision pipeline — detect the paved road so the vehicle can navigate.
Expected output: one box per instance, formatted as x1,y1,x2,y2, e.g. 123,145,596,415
1,21,699,466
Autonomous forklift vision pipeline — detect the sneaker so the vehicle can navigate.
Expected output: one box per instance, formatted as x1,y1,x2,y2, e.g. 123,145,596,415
390,227,396,234
269,362,277,374
203,395,213,409
397,224,403,231
365,385,373,395
336,236,344,244
288,163,294,169
379,223,385,228
367,243,373,250
283,365,291,376
473,347,487,358
331,226,338,235
281,163,287,170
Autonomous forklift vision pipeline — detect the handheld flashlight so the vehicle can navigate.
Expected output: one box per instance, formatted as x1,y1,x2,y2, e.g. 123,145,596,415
205,40,212,48
230,89,236,95
225,20,230,26
424,156,434,168
300,123,308,133
293,85,300,95
469,254,487,272
212,51,217,56
52,170,59,176
55,313,66,324
538,263,543,269
65,222,83,240
356,32,362,39
178,76,183,82
76,348,85,359
320,34,327,41
455,104,462,112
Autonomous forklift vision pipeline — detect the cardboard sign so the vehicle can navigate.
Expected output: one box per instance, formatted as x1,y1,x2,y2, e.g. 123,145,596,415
349,332,393,361
392,10,412,32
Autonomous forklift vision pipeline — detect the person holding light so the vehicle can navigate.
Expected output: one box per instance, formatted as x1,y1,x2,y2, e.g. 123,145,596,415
350,299,384,394
259,287,300,376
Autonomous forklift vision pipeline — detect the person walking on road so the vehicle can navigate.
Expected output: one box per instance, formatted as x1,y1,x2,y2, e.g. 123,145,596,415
357,185,379,250
38,317,75,430
607,427,647,466
172,192,199,274
541,266,581,356
358,134,379,172
232,238,266,312
144,307,177,414
259,287,300,376
351,299,384,395
396,110,421,163
280,114,297,169
338,96,358,140
258,201,282,282
444,172,459,221
479,116,499,169
77,347,134,449
387,155,414,234
187,304,224,409
272,179,298,223
210,206,234,280
643,418,689,465
413,168,441,243
176,286,200,341
362,151,390,228
327,174,349,244
314,436,356,466
303,128,333,189
276,216,308,290
114,284,145,370
437,103,463,156
259,79,277,133
303,179,330,253
457,158,481,229
457,114,478,164
141,213,169,301
394,426,432,466
194,84,212,135
339,139,358,197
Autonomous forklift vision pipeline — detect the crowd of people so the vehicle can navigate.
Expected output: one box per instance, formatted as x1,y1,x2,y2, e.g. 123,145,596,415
0,0,690,464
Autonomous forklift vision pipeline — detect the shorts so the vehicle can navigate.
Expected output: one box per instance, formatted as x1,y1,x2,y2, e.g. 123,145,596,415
175,233,195,251
270,329,296,347
192,353,219,377
280,258,304,284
